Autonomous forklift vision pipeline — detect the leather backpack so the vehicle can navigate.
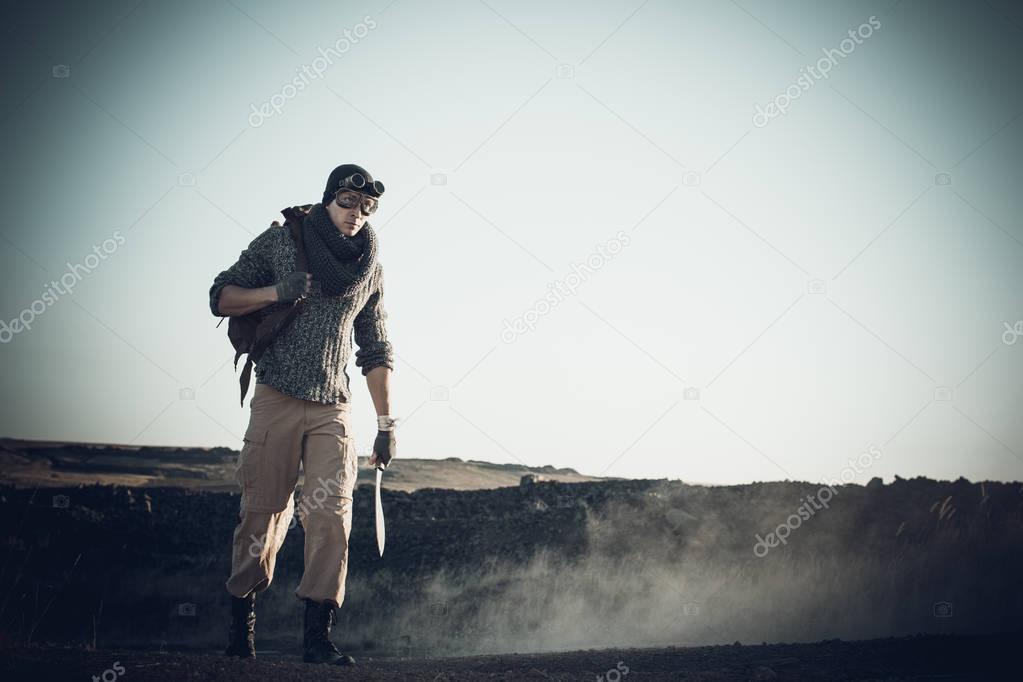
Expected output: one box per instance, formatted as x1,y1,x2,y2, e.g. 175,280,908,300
216,204,313,406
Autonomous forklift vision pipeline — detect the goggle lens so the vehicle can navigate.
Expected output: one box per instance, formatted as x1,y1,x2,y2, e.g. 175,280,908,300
335,190,378,215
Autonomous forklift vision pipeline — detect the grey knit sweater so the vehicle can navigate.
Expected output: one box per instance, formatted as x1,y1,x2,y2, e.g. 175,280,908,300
209,224,394,404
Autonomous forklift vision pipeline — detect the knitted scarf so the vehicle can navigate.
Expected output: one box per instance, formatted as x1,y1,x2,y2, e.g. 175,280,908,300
302,201,378,298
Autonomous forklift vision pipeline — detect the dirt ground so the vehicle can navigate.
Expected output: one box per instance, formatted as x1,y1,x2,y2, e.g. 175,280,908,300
0,632,1016,681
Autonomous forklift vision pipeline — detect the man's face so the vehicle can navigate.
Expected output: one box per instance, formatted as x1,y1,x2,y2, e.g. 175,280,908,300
326,190,377,237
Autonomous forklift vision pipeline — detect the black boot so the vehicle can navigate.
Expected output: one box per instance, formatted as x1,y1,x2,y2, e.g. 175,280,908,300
302,598,356,666
224,593,256,658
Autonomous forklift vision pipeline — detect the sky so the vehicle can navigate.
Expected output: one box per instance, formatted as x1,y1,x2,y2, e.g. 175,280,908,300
0,0,1021,486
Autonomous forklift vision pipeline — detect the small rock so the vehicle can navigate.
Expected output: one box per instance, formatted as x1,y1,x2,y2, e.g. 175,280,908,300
520,474,545,487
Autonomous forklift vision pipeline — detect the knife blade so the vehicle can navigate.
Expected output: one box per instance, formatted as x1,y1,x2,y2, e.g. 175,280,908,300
374,466,386,557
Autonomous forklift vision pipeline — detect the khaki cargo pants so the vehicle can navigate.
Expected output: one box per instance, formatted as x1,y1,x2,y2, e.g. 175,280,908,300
225,382,358,608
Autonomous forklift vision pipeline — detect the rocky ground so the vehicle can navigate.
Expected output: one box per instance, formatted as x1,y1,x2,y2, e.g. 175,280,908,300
0,447,1020,680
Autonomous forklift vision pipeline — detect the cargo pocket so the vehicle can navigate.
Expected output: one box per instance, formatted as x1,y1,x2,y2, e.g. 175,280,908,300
339,421,358,500
324,416,355,501
239,425,269,499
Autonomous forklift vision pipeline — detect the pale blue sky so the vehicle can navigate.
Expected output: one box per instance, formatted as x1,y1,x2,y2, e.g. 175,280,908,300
1,0,1021,485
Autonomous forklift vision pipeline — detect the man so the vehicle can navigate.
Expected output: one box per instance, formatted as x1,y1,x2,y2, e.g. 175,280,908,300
208,163,398,667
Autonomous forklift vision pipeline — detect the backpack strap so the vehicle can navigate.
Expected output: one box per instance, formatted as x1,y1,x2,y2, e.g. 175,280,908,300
288,219,307,272
233,205,313,406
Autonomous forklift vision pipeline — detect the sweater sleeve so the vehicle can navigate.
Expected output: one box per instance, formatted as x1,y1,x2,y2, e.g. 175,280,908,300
208,228,277,317
353,264,395,375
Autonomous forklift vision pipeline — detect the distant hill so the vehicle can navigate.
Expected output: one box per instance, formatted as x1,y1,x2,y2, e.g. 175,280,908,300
0,437,600,492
